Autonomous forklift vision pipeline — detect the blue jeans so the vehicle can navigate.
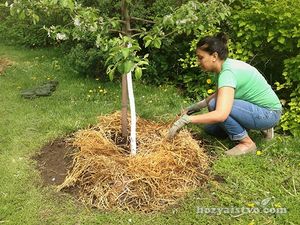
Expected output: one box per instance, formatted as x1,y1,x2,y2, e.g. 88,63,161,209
204,98,282,141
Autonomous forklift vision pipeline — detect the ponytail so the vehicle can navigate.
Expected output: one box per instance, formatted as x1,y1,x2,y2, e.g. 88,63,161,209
216,32,228,45
196,32,229,60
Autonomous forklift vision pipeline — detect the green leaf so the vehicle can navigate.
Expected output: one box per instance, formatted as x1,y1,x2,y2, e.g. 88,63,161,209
198,24,204,30
111,21,117,28
278,36,285,44
236,47,243,54
121,48,130,59
19,10,25,20
108,68,115,81
219,12,226,20
134,67,142,80
267,31,274,42
249,25,256,31
153,39,161,48
284,12,292,18
118,61,134,74
237,31,243,37
145,40,152,48
163,16,174,26
61,0,74,11
117,63,124,74
32,14,40,24
239,21,246,27
267,36,274,42
106,64,116,81
124,60,134,74
254,41,261,47
143,35,152,41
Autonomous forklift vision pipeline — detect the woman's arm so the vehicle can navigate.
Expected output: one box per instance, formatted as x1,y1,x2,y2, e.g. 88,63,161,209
189,87,234,124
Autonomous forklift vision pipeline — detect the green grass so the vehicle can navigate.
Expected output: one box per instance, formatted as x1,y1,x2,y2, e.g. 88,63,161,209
0,44,299,225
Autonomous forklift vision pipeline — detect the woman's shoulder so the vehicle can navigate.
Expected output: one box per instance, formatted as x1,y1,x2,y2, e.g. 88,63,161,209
224,58,253,70
225,58,247,65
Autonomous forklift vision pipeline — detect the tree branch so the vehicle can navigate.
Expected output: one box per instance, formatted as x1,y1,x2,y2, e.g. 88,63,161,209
162,30,177,39
109,29,126,35
130,16,155,24
131,33,143,38
129,28,142,33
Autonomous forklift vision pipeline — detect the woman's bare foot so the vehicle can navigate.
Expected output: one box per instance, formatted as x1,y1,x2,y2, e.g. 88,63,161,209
225,136,257,156
236,136,256,151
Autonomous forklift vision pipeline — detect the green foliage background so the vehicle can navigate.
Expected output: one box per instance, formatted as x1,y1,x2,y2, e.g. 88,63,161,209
0,0,299,135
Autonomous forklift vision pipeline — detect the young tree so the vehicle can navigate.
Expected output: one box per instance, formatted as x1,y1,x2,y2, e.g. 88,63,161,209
7,0,230,155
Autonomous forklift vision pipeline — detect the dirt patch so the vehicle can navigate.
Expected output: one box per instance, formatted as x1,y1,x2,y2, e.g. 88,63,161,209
0,58,14,75
33,138,77,186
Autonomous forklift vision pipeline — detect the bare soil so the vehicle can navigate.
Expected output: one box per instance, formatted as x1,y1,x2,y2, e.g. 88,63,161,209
33,138,77,186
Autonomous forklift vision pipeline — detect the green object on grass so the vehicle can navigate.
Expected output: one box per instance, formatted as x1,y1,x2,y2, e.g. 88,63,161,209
21,80,59,99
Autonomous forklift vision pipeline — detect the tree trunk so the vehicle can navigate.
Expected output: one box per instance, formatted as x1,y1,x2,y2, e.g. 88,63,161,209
120,0,137,155
120,0,131,138
121,74,128,138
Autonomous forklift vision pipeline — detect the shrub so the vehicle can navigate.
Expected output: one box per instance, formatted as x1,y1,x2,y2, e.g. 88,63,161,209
276,55,300,136
227,0,300,135
65,43,107,79
228,0,300,83
0,19,54,47
0,0,69,47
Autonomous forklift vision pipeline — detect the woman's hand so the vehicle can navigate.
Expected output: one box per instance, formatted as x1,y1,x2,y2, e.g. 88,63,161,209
182,99,207,115
167,114,191,139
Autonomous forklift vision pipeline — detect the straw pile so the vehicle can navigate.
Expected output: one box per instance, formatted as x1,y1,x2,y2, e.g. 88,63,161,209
0,58,13,75
58,112,210,212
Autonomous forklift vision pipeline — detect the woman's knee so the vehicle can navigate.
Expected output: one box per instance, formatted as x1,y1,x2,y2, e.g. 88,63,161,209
204,124,228,139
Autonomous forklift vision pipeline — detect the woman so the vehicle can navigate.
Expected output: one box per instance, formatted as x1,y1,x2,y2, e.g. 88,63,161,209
167,33,282,156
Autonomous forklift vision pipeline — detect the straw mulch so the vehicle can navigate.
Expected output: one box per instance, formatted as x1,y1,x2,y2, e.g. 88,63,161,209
0,58,13,75
58,112,210,212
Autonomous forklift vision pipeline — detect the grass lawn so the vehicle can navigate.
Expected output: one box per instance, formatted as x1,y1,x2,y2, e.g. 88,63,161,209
0,44,299,225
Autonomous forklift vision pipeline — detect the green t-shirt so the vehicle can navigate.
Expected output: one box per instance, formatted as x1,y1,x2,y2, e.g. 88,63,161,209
218,58,282,110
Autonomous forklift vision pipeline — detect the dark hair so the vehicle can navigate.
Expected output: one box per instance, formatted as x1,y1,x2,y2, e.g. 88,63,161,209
196,33,228,60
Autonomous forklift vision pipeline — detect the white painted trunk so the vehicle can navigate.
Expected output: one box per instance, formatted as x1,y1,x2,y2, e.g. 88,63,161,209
127,70,137,155
127,43,137,156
